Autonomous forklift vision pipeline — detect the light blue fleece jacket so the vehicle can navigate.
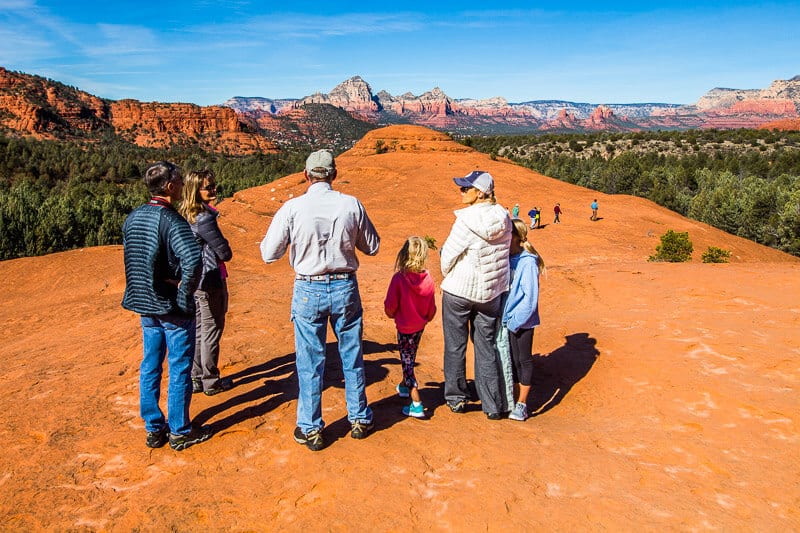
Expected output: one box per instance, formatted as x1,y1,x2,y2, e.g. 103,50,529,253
502,250,540,333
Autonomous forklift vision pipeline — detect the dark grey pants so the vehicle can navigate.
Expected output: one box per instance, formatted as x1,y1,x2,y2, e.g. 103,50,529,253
442,291,504,414
192,282,228,388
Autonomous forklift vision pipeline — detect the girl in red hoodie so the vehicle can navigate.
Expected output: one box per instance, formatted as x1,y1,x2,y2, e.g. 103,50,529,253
384,236,437,418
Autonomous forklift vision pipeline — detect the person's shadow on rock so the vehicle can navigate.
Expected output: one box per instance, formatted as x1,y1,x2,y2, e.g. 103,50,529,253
193,352,298,432
196,338,395,436
528,332,599,416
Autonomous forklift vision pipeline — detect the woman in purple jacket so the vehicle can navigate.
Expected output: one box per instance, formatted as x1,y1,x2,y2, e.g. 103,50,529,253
179,170,234,396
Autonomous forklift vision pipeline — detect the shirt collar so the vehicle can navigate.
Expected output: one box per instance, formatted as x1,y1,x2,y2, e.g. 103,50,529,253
308,181,333,193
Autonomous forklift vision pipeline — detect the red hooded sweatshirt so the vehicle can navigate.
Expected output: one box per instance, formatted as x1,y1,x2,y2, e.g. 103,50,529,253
384,270,437,334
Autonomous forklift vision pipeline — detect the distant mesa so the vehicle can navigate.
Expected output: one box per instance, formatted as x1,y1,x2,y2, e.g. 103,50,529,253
2,65,800,155
224,74,800,135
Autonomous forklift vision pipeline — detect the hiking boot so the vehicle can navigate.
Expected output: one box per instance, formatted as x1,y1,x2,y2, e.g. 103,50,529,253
396,384,410,398
350,421,373,439
192,378,203,394
145,426,168,448
509,402,529,421
293,427,324,451
168,425,213,451
402,402,425,419
203,377,233,396
447,400,466,413
486,412,503,420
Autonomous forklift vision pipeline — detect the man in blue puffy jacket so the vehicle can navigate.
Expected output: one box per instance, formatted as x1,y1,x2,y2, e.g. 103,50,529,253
122,161,210,451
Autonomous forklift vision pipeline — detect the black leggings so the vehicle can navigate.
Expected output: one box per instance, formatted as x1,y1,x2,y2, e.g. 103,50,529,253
508,327,534,387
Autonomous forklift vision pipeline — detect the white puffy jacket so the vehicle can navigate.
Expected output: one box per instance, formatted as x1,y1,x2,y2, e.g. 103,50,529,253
440,202,512,303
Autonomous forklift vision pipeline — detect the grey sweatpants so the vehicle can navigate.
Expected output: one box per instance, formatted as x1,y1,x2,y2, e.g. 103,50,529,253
192,282,229,388
442,291,504,414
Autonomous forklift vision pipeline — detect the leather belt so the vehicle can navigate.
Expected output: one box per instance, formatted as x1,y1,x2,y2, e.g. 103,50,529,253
295,272,354,282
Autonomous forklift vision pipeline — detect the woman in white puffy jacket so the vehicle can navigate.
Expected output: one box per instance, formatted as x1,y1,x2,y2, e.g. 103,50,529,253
440,171,512,419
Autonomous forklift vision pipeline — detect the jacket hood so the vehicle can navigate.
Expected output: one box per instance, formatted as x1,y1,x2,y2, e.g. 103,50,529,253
454,203,510,242
401,270,434,296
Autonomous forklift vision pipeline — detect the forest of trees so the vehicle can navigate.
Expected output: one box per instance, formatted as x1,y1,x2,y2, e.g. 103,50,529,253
0,134,307,260
464,129,800,256
3,127,800,261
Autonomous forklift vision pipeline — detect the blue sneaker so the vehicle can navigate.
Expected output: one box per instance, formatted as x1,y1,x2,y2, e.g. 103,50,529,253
396,384,410,398
402,402,425,418
509,402,529,421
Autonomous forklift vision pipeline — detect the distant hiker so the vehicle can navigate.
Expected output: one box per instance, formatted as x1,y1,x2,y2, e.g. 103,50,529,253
527,207,538,229
260,149,380,451
503,219,545,422
535,207,542,228
590,199,599,221
179,170,234,397
384,236,437,419
121,161,212,451
553,203,562,224
511,203,520,218
440,170,511,419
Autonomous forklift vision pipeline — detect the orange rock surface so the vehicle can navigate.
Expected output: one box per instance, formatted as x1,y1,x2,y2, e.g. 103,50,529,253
0,125,798,530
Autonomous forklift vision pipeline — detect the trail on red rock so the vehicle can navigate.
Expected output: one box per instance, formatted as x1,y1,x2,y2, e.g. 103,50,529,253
0,125,798,530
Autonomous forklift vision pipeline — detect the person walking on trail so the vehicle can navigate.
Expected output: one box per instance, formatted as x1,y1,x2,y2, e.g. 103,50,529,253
384,236,437,419
440,170,512,420
553,203,562,224
590,199,599,221
122,161,212,451
511,203,520,218
260,149,380,451
527,207,538,229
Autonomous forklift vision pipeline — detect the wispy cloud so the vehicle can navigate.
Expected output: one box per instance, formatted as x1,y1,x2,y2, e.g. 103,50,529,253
193,12,424,40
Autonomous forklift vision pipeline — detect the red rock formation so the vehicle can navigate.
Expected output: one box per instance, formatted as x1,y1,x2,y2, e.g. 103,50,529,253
758,117,800,131
722,99,797,116
0,66,110,135
0,67,276,154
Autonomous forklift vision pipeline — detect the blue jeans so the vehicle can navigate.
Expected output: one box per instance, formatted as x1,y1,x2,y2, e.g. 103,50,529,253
291,278,372,434
140,314,195,436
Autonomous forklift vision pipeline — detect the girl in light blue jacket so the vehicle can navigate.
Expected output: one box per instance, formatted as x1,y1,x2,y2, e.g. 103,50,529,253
503,219,545,421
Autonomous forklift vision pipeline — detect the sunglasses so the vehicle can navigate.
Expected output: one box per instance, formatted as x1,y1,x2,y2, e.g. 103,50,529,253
459,186,472,193
201,184,217,192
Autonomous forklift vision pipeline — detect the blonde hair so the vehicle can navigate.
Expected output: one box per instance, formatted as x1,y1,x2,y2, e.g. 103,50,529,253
395,236,429,273
511,218,545,271
179,169,215,224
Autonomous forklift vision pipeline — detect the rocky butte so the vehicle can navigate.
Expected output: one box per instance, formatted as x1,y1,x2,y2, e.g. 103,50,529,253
1,125,798,530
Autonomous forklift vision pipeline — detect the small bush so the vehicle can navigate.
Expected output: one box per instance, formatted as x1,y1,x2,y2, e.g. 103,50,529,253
375,139,388,154
423,235,438,251
649,230,693,262
702,246,731,263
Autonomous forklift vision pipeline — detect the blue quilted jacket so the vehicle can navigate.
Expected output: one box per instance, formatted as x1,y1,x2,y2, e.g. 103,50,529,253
121,198,202,317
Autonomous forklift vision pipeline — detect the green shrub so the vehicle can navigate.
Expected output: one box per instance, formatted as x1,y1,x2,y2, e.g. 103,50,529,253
375,139,388,154
702,246,731,263
649,230,693,262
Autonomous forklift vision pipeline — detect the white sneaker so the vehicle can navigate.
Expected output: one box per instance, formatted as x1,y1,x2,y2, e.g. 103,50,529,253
508,402,529,421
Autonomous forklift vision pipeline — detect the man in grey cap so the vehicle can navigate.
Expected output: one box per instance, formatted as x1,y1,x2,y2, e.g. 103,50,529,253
260,150,380,451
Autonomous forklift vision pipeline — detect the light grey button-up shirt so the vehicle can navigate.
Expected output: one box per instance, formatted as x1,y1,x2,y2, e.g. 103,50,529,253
260,181,380,276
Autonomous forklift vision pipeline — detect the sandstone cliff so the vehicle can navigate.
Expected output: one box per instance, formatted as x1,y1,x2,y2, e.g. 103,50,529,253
0,67,276,154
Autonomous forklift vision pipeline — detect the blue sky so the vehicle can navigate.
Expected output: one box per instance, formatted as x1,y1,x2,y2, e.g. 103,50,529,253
1,1,798,106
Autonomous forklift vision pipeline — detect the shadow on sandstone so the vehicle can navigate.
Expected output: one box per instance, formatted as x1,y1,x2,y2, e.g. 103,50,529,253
194,339,395,434
529,332,599,416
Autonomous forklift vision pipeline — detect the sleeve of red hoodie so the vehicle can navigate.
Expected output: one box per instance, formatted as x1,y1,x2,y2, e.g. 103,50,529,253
384,272,401,319
423,271,437,322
